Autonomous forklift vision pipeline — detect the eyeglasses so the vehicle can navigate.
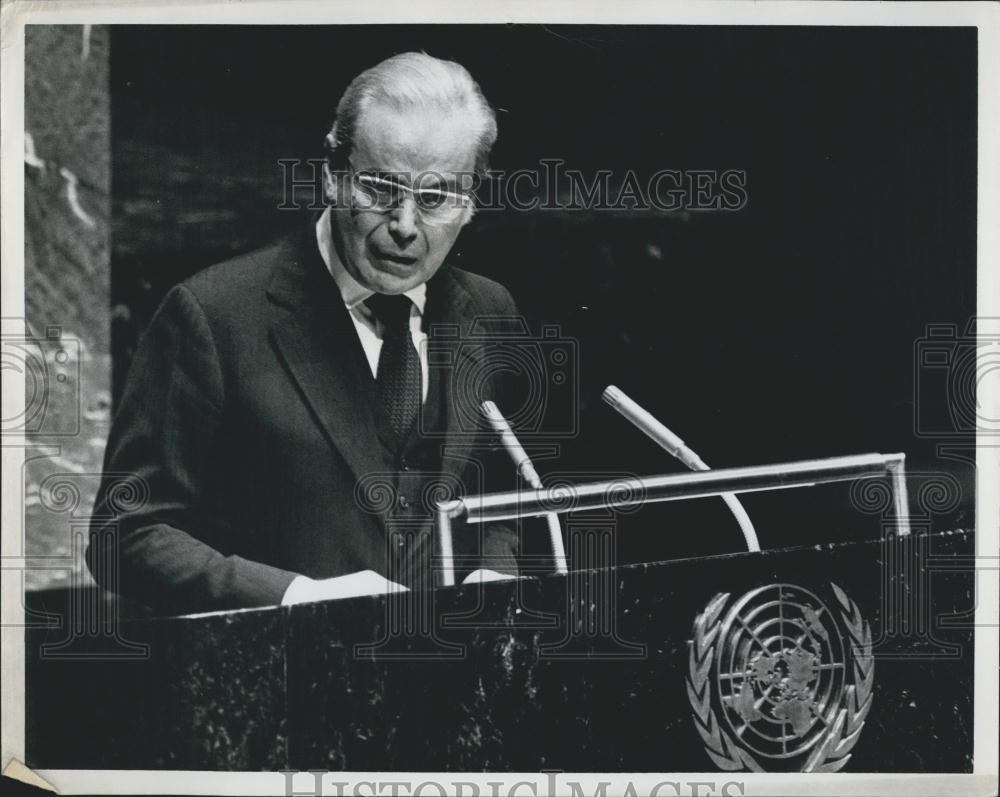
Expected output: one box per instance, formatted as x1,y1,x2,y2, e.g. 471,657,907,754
349,169,474,226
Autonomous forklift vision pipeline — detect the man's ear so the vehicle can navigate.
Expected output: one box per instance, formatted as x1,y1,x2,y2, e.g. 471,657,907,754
322,162,339,205
323,161,337,205
322,125,345,205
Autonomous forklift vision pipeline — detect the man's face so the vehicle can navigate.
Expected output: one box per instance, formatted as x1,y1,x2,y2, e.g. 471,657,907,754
330,103,479,295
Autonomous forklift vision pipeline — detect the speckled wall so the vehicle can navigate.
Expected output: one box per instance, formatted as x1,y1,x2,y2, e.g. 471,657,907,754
23,25,110,591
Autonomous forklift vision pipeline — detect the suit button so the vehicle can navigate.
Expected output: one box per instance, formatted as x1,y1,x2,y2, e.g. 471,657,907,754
400,460,411,472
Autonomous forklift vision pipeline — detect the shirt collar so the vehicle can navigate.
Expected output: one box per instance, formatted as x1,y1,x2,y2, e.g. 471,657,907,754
315,207,426,315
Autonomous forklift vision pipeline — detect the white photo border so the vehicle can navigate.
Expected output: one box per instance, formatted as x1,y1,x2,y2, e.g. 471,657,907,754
2,2,997,795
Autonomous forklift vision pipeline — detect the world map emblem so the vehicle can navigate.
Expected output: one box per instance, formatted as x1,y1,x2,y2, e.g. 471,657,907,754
686,583,874,772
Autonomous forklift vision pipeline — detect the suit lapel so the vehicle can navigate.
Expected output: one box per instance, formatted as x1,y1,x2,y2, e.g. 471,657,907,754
424,269,491,488
264,225,497,520
266,224,385,493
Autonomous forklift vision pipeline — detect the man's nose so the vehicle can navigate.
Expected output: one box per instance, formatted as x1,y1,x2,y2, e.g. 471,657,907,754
387,196,419,244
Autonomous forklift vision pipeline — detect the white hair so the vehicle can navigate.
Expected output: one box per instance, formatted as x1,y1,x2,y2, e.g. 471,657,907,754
324,51,498,178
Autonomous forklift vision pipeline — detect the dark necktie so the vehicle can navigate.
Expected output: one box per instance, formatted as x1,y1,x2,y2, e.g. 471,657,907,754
366,292,421,448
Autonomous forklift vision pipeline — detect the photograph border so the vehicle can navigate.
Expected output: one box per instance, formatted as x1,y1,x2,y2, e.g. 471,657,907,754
2,2,998,795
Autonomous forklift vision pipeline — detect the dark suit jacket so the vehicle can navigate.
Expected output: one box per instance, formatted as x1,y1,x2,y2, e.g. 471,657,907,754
87,223,522,615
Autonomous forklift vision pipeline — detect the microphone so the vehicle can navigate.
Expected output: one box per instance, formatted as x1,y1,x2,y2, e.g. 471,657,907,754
601,386,760,552
481,401,568,574
481,400,542,488
602,386,707,471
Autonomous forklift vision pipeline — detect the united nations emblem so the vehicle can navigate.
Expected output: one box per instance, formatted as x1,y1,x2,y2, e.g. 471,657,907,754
686,583,874,772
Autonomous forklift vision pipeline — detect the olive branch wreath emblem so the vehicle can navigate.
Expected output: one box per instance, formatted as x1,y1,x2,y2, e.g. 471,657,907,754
685,582,874,772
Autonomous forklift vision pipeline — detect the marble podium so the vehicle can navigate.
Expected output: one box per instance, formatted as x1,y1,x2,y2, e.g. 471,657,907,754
25,527,974,773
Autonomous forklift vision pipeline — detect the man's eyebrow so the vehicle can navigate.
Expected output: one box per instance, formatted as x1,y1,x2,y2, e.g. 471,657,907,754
415,172,446,189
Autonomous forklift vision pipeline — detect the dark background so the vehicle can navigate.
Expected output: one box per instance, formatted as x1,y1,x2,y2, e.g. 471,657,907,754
109,25,977,566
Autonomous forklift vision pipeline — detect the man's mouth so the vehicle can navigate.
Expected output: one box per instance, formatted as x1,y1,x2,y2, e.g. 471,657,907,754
371,249,418,266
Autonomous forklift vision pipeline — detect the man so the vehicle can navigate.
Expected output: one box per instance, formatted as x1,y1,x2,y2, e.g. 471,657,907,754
87,52,523,615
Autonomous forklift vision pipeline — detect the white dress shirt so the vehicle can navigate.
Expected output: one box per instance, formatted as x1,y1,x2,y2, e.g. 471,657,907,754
315,208,429,402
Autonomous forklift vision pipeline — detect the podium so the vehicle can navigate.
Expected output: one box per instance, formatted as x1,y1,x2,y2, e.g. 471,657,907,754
24,455,975,773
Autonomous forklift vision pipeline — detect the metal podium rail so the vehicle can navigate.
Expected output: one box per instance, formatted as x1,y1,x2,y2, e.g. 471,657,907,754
435,452,910,586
